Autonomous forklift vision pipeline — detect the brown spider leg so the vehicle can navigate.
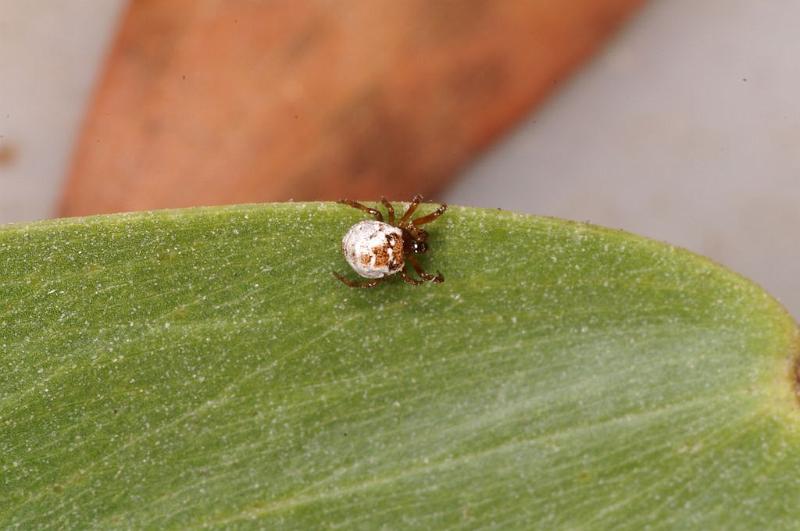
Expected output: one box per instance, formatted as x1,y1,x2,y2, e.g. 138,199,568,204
398,194,423,225
399,267,424,286
380,197,395,225
406,254,444,283
412,203,447,226
337,199,383,222
332,271,386,288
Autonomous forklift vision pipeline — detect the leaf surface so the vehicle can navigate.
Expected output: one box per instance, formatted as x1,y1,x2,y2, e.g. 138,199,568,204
1,203,798,528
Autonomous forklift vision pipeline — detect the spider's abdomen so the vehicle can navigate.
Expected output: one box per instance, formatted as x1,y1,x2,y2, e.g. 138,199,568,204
342,220,404,278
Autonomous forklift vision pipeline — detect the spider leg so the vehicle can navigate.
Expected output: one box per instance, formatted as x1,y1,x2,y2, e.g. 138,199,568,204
337,199,383,221
412,203,447,226
406,254,444,283
380,197,395,225
332,271,386,288
398,194,423,225
399,267,424,286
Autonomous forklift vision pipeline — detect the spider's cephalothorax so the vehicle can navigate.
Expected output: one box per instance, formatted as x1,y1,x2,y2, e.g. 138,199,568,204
334,195,446,288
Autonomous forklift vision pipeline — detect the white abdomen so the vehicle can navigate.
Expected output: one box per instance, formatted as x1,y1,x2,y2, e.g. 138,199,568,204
342,220,404,278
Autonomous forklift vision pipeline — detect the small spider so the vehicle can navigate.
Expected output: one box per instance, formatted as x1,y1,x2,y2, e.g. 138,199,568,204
333,194,446,288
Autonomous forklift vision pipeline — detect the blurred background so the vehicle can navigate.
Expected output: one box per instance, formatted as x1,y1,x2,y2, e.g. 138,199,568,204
1,0,798,318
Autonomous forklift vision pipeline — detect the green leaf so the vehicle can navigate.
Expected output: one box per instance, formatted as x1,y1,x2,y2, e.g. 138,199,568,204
1,203,798,529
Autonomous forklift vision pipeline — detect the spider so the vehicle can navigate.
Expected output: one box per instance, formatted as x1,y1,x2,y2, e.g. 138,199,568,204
333,194,446,288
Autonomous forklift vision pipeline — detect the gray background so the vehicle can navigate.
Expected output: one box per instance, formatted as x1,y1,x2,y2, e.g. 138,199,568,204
1,0,798,318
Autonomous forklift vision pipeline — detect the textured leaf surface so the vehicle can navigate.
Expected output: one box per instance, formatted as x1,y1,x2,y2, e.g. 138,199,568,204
1,203,798,529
